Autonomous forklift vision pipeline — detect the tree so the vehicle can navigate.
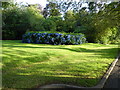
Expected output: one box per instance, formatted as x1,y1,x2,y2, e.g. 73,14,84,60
43,2,61,18
64,10,76,33
48,16,64,32
2,3,45,40
42,18,56,31
86,2,120,44
2,0,14,9
25,5,45,31
2,4,30,40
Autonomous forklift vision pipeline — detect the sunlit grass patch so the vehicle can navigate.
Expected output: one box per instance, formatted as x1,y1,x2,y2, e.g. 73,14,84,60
2,40,118,89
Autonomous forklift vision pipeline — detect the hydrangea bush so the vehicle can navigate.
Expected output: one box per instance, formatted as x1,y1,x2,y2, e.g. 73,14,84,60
22,32,87,45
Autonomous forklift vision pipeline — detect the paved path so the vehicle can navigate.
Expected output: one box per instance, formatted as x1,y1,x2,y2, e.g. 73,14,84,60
103,58,120,89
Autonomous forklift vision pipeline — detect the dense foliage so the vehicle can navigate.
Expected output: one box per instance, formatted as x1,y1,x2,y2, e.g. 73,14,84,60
2,1,120,44
2,4,30,40
2,3,44,40
22,32,86,45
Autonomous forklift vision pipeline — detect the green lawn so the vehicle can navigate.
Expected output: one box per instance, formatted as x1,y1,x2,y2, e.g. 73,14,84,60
1,40,119,89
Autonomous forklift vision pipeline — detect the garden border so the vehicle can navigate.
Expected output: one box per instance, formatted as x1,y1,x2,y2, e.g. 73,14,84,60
39,53,120,89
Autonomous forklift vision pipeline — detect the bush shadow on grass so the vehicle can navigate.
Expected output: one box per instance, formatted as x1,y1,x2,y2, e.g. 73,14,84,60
3,42,119,59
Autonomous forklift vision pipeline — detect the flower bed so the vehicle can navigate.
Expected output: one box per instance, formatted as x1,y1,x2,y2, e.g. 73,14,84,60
22,32,86,45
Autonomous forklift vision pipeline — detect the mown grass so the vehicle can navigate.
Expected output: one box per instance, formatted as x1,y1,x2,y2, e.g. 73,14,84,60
1,40,119,89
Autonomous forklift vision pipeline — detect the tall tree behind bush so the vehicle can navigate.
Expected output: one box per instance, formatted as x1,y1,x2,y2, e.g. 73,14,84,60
25,5,45,31
42,17,56,31
48,16,65,32
64,10,76,33
43,2,61,18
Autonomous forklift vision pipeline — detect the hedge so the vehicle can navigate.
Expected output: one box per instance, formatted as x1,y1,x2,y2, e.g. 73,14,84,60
22,32,87,45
